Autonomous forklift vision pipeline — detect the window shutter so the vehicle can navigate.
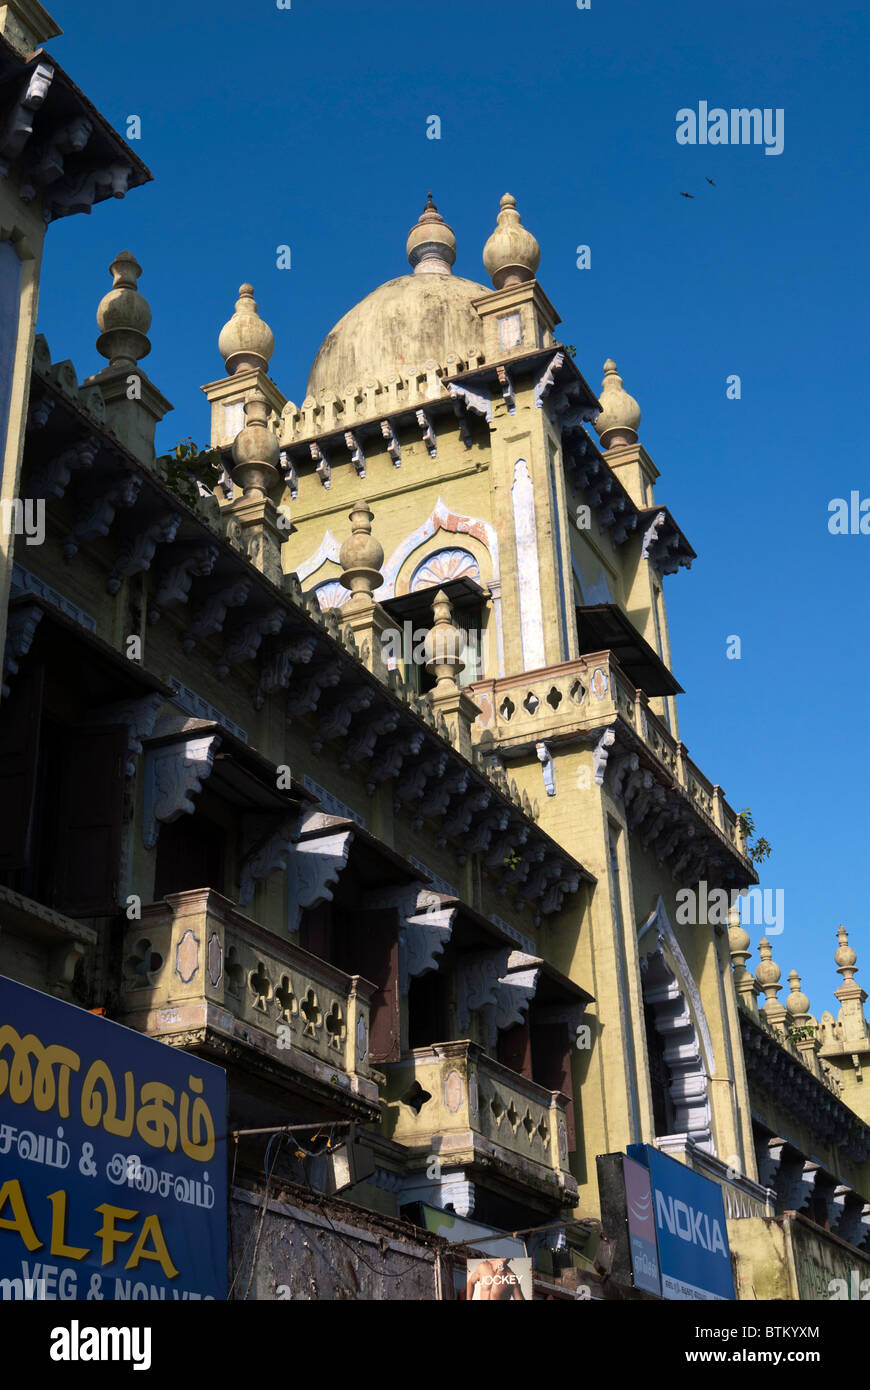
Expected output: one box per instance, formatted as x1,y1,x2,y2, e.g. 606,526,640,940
54,724,127,916
0,664,44,873
356,909,400,1063
498,1020,533,1078
531,1020,576,1151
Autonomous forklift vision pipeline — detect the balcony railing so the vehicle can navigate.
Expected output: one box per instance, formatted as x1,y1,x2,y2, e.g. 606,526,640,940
118,888,380,1108
381,1040,576,1205
469,651,747,858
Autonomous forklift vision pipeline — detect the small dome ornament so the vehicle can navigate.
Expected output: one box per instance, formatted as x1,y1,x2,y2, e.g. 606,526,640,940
423,589,465,690
593,359,642,449
834,924,858,983
339,500,385,598
218,283,275,375
785,970,811,1025
406,193,457,275
756,937,786,1021
230,387,280,498
96,250,152,370
482,193,540,290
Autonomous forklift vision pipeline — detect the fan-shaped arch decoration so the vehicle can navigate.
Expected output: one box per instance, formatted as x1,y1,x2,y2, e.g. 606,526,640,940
410,547,481,592
312,579,350,610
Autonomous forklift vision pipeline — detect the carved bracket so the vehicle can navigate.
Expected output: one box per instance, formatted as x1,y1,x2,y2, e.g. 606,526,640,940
143,733,222,849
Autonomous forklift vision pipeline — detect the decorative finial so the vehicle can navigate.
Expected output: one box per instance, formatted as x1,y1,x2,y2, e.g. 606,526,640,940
230,386,280,499
406,194,456,275
755,937,786,1024
423,589,465,690
834,925,858,985
482,192,541,290
593,359,642,449
339,500,385,598
96,251,152,370
218,283,275,375
786,969,811,1025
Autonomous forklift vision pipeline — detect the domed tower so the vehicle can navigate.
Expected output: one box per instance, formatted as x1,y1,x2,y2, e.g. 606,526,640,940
201,281,287,451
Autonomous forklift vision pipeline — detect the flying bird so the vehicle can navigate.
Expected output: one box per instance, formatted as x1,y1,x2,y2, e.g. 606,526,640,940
679,191,695,199
706,177,716,186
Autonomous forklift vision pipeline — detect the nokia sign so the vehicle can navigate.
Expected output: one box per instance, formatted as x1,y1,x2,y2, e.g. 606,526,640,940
628,1145,735,1300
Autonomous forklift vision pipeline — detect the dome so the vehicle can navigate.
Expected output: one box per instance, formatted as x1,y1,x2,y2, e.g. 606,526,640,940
306,272,488,399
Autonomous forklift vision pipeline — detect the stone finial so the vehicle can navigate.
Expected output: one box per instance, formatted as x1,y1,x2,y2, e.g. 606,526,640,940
230,386,280,499
95,251,152,370
339,500,384,598
482,193,540,290
833,925,869,1047
406,193,457,276
593,359,642,450
218,283,275,375
728,916,757,1006
756,937,786,1025
834,925,858,987
785,970,811,1027
423,589,465,690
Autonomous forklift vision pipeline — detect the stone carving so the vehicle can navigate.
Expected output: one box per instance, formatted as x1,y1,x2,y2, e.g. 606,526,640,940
216,606,284,679
344,431,366,477
287,822,354,933
368,885,456,994
254,633,318,708
496,364,515,413
107,510,181,594
10,564,96,633
592,727,616,784
641,944,712,1148
43,162,133,223
175,929,200,984
415,409,437,457
284,660,342,722
30,436,99,500
409,546,480,591
380,419,401,467
143,733,222,848
311,686,374,752
0,63,53,176
2,604,42,698
311,440,330,489
533,351,565,409
279,449,298,499
340,705,400,770
20,114,93,201
536,740,555,797
457,947,512,1031
88,692,163,776
239,815,298,907
183,580,251,652
642,511,666,560
63,471,143,559
447,382,492,425
207,932,223,988
149,543,219,622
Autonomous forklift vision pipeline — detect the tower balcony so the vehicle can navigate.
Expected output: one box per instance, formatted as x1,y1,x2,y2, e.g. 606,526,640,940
380,1040,577,1209
469,650,755,887
117,888,381,1119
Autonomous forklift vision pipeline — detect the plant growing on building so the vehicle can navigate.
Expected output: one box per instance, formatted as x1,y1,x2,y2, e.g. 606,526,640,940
156,437,225,509
736,807,773,865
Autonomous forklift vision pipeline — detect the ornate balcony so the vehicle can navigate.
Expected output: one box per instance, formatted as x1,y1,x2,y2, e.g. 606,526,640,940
118,888,381,1115
381,1040,577,1207
470,650,755,887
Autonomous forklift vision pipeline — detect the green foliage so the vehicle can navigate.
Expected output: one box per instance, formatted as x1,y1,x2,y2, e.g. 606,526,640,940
789,1023,816,1042
156,437,225,508
565,344,578,359
503,849,522,870
736,807,773,865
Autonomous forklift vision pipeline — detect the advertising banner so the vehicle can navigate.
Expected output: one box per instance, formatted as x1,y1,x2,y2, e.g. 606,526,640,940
623,1154,661,1295
629,1143,734,1301
0,976,226,1301
465,1256,532,1300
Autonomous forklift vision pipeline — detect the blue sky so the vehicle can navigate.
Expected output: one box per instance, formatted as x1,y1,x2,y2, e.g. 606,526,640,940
37,0,868,1011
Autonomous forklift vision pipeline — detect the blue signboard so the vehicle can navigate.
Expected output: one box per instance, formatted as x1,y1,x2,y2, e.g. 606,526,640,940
628,1143,734,1301
0,976,226,1300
